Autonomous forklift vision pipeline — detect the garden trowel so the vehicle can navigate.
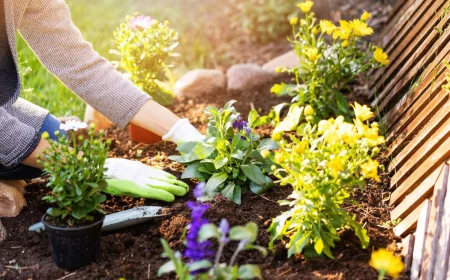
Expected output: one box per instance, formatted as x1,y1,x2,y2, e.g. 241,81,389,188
28,206,168,233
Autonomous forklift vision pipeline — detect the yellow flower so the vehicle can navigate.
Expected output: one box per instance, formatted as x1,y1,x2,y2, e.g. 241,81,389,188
319,20,336,35
351,102,374,121
41,131,50,140
304,47,321,62
327,157,343,178
312,26,320,35
338,122,359,145
369,249,404,279
318,119,332,134
294,141,308,154
374,46,390,65
298,1,314,13
275,153,286,164
361,11,371,22
333,21,352,40
351,19,373,37
290,17,298,25
342,40,349,48
361,159,380,182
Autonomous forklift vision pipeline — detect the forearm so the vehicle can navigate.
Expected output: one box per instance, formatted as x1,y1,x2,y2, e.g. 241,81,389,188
130,99,180,136
22,138,51,169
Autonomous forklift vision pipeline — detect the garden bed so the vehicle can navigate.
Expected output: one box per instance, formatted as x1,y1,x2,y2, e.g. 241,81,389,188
0,88,399,279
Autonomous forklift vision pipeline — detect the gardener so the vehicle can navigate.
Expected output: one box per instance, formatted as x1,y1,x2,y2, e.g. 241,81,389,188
0,0,202,219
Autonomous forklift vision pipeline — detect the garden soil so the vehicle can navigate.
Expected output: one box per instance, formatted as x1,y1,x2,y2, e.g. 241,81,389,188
0,0,400,279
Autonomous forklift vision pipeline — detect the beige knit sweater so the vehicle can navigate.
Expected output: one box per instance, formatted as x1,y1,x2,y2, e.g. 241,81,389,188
0,0,151,168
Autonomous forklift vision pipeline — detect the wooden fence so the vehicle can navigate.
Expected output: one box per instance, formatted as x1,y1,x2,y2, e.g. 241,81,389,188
369,0,450,278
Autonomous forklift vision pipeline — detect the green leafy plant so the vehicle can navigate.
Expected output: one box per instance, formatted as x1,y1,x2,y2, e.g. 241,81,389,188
271,2,388,124
158,183,266,279
113,14,179,105
228,0,300,42
268,103,385,258
169,101,279,204
38,122,110,225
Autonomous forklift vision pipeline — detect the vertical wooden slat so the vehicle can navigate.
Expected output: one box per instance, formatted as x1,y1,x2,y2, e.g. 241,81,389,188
411,199,432,280
434,165,450,280
402,234,415,274
420,164,449,280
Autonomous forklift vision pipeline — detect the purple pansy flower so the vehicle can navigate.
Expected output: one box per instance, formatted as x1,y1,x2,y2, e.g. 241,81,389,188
129,15,152,30
232,116,252,135
184,183,212,274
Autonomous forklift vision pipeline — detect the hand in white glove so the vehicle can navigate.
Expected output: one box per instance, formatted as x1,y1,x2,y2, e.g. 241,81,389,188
162,118,203,144
103,158,188,200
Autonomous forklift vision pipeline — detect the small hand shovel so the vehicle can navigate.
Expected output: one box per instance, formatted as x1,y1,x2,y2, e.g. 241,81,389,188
29,206,168,233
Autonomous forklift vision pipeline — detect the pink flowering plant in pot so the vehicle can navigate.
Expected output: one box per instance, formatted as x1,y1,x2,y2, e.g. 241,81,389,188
37,121,110,269
158,183,267,279
113,14,179,105
169,101,279,204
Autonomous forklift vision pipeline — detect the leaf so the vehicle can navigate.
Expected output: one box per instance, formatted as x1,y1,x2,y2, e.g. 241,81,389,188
157,261,176,276
314,238,324,255
198,224,220,242
270,83,297,97
192,142,216,160
257,138,280,151
214,156,229,169
233,185,242,205
230,222,258,242
249,176,273,195
223,100,237,110
248,110,259,127
188,260,212,273
238,264,262,279
205,172,228,194
244,244,268,257
181,162,204,179
176,141,198,154
240,165,266,185
221,181,235,197
273,104,304,135
204,106,220,116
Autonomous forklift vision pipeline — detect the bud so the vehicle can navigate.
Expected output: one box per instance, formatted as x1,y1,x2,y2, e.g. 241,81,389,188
164,20,170,26
342,40,349,48
372,147,380,155
275,67,283,74
290,17,298,26
54,130,60,137
275,153,285,164
312,26,320,35
41,131,50,140
304,105,314,116
90,123,96,130
261,150,271,159
272,132,282,142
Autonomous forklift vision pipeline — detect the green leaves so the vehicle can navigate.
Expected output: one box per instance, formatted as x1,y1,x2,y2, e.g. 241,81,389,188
230,222,258,243
240,165,266,186
170,101,275,204
38,126,110,225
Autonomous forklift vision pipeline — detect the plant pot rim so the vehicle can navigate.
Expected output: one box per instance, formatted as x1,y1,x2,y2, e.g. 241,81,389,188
41,213,105,232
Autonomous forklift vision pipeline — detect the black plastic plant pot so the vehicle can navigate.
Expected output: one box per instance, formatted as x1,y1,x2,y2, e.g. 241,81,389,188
42,214,105,270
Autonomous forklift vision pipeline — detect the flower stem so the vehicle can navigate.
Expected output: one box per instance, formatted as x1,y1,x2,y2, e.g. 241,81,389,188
378,270,385,280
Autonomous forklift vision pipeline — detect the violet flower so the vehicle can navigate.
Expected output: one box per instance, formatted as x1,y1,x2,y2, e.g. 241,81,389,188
129,15,152,30
219,218,230,243
233,116,252,135
184,183,212,270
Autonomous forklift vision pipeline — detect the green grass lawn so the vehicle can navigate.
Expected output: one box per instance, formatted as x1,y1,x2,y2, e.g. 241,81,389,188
19,0,212,118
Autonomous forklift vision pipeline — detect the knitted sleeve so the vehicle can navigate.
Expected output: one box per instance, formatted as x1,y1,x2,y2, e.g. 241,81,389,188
0,106,41,168
18,0,151,129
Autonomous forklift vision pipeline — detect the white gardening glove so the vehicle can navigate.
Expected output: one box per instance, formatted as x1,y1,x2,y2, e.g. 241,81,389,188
162,118,203,144
103,158,188,199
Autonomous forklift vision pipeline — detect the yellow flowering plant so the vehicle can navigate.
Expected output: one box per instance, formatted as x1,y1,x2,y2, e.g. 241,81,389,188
268,104,385,258
113,14,179,105
271,3,389,124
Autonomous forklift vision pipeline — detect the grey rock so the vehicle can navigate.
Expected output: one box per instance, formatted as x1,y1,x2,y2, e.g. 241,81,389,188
227,63,280,92
262,51,299,72
174,69,226,99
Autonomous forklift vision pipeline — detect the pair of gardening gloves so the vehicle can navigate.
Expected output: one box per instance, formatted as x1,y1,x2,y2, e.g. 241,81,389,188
103,118,203,202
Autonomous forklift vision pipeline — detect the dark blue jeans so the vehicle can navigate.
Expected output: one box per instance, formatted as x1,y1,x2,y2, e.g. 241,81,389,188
0,114,66,180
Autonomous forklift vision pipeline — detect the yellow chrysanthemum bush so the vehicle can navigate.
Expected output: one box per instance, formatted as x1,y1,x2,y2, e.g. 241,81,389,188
271,2,389,124
113,14,179,105
268,103,385,258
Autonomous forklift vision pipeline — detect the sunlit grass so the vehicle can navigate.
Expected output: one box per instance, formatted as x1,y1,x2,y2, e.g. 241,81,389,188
19,0,212,118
